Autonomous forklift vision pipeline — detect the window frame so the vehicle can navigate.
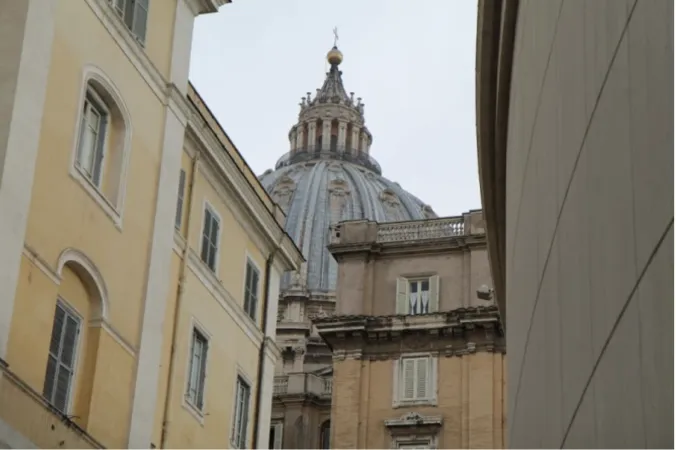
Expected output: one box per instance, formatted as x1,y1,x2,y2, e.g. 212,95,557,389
243,255,261,322
107,0,149,45
392,354,438,408
231,374,252,449
270,420,284,449
395,275,440,315
75,88,109,189
199,200,222,274
42,298,83,415
184,322,210,415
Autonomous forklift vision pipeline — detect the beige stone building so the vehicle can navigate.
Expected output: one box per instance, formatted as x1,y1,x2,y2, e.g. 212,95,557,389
476,0,673,448
314,211,506,449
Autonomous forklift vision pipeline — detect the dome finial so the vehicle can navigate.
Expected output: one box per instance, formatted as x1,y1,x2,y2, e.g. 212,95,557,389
327,27,343,65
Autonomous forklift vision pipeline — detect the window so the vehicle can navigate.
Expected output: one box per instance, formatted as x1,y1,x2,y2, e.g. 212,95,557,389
231,376,251,449
319,420,331,449
244,259,260,320
43,301,81,413
200,204,220,272
393,356,437,407
76,91,108,187
396,275,439,315
186,328,208,410
175,169,186,230
109,0,149,44
269,421,283,449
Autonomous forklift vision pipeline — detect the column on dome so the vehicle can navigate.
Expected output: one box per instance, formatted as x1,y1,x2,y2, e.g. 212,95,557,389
360,130,368,153
289,127,297,152
295,123,305,151
308,121,317,151
337,120,348,153
350,126,360,155
321,119,332,151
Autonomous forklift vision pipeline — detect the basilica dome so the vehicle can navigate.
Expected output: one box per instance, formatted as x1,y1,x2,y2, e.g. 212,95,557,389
259,45,436,294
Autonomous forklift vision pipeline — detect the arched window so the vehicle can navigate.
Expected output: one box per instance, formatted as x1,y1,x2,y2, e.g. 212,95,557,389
320,420,331,449
71,67,131,227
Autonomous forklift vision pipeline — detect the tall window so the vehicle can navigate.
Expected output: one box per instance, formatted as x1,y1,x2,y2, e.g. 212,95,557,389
244,259,260,320
393,356,437,407
396,275,440,315
43,301,81,413
109,0,149,44
269,421,283,449
231,377,251,449
76,91,108,187
320,420,331,449
175,169,186,230
200,205,220,272
186,328,208,410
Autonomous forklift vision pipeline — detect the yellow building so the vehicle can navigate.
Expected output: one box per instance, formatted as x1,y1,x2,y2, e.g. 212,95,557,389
0,1,303,449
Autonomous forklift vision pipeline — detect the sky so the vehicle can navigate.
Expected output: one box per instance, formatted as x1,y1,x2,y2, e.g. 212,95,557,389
189,0,480,217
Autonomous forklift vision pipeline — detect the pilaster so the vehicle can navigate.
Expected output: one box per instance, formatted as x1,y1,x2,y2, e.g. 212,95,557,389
295,124,305,150
350,126,360,154
308,122,317,151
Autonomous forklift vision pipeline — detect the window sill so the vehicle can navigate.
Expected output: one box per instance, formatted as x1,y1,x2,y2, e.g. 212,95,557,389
182,398,205,426
392,398,438,409
69,167,123,231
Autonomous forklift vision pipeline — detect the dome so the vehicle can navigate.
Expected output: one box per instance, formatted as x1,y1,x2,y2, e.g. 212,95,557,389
259,46,437,295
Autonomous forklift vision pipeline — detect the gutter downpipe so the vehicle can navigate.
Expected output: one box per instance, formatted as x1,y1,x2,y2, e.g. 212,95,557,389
159,152,200,449
251,232,285,449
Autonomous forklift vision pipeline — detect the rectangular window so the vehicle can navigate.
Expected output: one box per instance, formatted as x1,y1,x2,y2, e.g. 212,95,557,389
231,376,251,449
270,421,283,449
76,92,108,187
396,275,440,315
175,169,186,230
244,259,260,320
43,301,81,413
393,356,437,407
200,205,220,272
186,328,208,410
109,0,149,44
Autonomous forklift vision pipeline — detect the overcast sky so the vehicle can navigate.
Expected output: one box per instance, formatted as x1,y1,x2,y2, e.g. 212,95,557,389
189,0,480,217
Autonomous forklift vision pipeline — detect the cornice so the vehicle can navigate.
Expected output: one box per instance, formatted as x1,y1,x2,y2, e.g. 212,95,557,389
328,234,487,260
183,0,230,16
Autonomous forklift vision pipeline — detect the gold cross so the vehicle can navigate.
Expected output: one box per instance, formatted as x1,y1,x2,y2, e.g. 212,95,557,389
333,27,339,47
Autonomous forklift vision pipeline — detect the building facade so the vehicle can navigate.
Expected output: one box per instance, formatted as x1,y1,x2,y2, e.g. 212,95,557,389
476,0,673,448
315,211,505,449
0,1,303,449
257,46,439,449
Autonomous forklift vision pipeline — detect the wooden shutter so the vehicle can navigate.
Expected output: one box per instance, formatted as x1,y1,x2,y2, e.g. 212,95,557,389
131,0,149,44
396,278,408,314
415,358,429,399
428,275,440,313
197,337,208,409
273,422,283,449
92,113,107,186
175,169,186,229
402,358,415,400
201,209,211,264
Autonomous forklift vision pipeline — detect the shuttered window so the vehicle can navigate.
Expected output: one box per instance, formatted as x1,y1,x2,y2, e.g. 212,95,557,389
109,0,149,44
76,92,108,187
396,356,436,405
186,329,208,410
175,169,186,230
231,377,251,449
200,205,220,272
270,421,283,449
43,301,81,413
244,259,260,320
396,275,440,315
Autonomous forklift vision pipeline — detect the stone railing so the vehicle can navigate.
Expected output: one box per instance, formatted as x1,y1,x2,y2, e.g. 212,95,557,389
376,216,465,243
273,373,332,398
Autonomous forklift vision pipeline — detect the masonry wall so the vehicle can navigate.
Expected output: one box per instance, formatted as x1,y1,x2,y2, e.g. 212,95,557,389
331,353,506,449
505,1,673,448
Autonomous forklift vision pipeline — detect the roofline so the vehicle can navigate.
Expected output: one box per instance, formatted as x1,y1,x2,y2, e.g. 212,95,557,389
475,0,520,328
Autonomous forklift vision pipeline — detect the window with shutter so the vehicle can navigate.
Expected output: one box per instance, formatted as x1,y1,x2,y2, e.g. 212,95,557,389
231,377,251,449
175,169,186,230
244,259,260,320
395,355,436,406
186,328,208,410
200,205,220,272
270,421,284,449
76,92,108,188
397,275,440,315
108,0,149,45
43,301,81,413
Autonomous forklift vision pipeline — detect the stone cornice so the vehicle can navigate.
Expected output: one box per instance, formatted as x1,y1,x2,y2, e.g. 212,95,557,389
315,307,505,359
183,0,231,16
385,412,443,429
328,234,487,261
